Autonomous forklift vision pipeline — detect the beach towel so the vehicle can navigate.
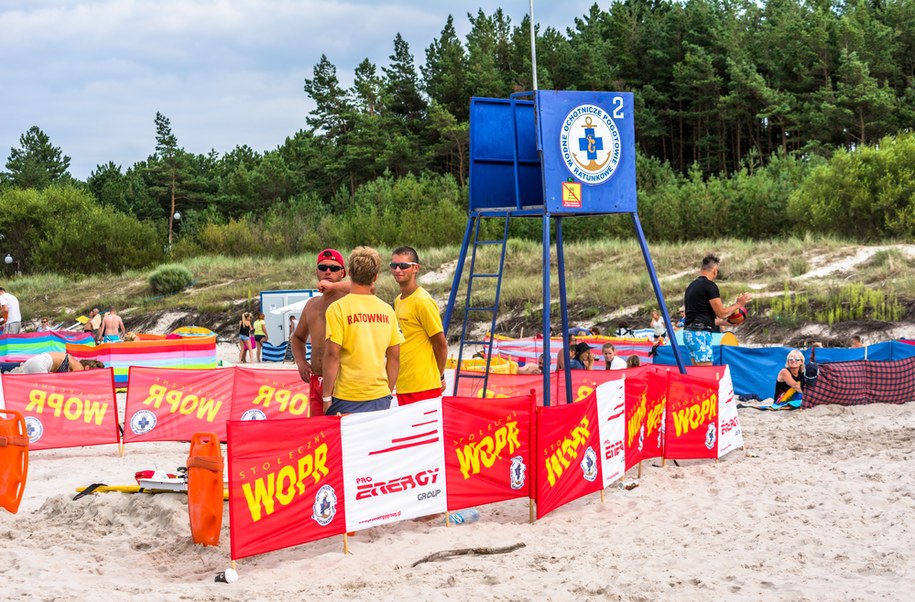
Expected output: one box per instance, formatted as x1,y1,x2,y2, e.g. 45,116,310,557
738,391,803,411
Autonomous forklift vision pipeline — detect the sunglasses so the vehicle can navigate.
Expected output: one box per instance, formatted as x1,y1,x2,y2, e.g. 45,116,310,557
317,264,344,272
788,358,802,363
390,262,418,270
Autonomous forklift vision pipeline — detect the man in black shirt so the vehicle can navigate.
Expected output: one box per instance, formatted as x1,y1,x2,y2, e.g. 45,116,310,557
683,254,751,366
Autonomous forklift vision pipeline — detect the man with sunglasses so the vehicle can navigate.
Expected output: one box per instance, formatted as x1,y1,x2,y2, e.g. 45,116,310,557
390,247,448,405
291,248,349,417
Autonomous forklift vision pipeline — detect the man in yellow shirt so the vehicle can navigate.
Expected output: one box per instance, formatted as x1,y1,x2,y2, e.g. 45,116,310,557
323,246,404,415
390,246,448,405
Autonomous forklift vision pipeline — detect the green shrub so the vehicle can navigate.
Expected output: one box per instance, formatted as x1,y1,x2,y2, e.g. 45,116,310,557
788,132,915,239
2,184,164,275
149,264,194,294
196,219,264,256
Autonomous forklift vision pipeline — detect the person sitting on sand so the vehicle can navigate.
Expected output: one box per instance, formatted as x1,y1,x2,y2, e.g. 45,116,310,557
568,342,593,370
518,353,544,374
774,349,805,401
21,352,106,373
675,306,686,330
602,342,628,370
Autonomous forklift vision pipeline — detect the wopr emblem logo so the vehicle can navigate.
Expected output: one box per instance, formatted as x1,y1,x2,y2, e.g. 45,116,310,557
241,409,267,421
560,104,622,185
25,416,43,443
705,423,717,450
312,484,338,526
509,455,526,490
580,446,598,482
130,409,157,435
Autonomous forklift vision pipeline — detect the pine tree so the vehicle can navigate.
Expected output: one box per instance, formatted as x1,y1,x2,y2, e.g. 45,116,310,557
383,33,428,129
149,112,191,244
465,9,514,98
353,58,385,116
834,49,895,144
3,126,72,189
422,16,470,120
303,54,353,139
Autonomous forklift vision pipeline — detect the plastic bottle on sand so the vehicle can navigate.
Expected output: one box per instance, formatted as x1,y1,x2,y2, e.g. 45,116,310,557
445,508,480,525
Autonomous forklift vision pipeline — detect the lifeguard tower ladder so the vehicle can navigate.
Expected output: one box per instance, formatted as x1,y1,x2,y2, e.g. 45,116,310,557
442,90,687,405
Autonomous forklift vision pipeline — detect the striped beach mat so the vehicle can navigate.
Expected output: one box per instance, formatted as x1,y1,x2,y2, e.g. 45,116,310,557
261,341,288,363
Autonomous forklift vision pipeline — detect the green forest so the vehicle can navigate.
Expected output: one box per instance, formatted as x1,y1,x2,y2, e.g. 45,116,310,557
2,0,914,275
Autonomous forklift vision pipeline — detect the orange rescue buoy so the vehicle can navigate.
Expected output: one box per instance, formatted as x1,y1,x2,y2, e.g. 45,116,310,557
0,409,29,514
186,432,224,546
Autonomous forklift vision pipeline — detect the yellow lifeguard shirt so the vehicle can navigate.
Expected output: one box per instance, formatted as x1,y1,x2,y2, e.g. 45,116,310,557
325,294,404,401
394,287,444,394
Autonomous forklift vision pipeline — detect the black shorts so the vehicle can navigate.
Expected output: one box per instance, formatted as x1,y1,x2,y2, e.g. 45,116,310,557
254,334,266,342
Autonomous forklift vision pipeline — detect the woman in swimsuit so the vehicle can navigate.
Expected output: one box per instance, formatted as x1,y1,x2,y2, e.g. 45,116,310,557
238,312,254,363
774,349,805,402
21,352,105,373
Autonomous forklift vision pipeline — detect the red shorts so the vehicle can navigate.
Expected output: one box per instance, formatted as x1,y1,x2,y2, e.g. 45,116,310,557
309,375,324,417
396,388,442,406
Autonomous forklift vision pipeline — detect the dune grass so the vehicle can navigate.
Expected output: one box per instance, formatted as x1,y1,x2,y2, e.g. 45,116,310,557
9,237,913,330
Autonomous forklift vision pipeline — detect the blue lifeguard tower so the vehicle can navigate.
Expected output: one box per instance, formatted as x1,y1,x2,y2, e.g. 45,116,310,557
442,90,687,405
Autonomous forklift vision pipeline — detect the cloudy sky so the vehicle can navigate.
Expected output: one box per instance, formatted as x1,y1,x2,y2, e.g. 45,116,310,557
1,1,597,180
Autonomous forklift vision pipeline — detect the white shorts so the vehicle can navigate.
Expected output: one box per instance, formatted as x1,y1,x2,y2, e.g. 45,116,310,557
22,353,54,374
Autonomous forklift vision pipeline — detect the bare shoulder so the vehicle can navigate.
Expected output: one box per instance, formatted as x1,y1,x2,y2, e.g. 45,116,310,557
308,292,347,314
304,295,328,316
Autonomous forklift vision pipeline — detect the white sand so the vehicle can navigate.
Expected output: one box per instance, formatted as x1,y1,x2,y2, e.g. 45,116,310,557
2,387,913,600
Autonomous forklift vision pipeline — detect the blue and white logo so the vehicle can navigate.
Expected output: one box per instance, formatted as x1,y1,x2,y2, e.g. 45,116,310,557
509,455,526,490
580,446,598,482
312,484,338,526
130,410,157,435
25,416,43,443
560,104,622,185
241,409,267,421
705,423,717,450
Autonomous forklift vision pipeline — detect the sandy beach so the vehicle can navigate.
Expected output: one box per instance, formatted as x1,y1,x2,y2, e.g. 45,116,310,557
2,338,912,602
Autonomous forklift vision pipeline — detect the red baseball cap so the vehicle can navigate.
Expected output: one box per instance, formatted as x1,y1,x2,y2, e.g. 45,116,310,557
316,248,345,266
